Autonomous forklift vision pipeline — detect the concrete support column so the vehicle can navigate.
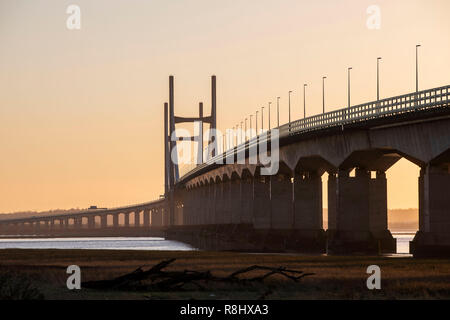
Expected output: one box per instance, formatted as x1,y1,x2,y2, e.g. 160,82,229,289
411,164,450,257
240,177,254,224
230,179,241,224
203,183,211,225
208,183,216,225
197,186,205,225
143,210,150,227
124,213,130,227
175,196,183,226
75,217,82,229
327,168,395,254
88,216,95,229
134,211,140,227
192,189,198,225
182,190,192,226
202,185,209,225
224,180,232,224
271,173,293,229
291,171,326,252
294,171,322,230
253,176,271,229
163,205,170,226
152,208,163,227
204,184,212,225
113,214,119,228
327,173,337,230
215,182,225,225
34,221,41,233
187,188,196,225
101,215,107,228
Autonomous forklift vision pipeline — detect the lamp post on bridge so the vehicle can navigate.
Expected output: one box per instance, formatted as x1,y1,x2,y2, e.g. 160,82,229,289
377,57,382,101
416,44,421,93
256,110,259,135
348,67,352,109
288,90,293,124
322,77,327,114
240,121,243,143
268,102,272,130
245,118,248,141
303,84,307,119
277,97,280,127
249,114,253,138
261,106,264,132
232,126,235,147
237,123,240,145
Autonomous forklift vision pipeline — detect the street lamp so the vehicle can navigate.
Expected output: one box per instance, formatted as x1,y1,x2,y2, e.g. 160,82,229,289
268,102,272,130
348,67,353,109
245,118,248,141
377,57,382,101
416,44,421,93
256,111,259,135
303,84,307,119
288,91,293,124
249,115,253,138
322,77,327,114
261,106,264,132
231,126,235,147
276,97,280,127
240,122,243,144
236,122,241,146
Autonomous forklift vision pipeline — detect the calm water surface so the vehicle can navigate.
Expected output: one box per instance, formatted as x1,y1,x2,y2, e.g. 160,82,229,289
0,237,195,251
0,233,414,255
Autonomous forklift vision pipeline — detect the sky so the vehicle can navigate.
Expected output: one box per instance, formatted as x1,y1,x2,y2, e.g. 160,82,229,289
1,0,450,213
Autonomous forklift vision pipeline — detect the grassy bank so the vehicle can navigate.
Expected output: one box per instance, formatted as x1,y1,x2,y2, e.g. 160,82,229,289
0,249,449,300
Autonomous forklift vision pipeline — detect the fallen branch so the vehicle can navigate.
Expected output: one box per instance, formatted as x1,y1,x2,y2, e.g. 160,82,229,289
81,259,314,292
227,265,314,282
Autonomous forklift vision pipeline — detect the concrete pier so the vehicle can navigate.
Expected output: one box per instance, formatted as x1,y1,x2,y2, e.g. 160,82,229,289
328,169,396,254
270,173,292,229
230,178,241,224
411,164,450,257
253,176,271,229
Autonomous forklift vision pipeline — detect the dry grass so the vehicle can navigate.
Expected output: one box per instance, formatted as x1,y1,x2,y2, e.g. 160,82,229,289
0,249,449,300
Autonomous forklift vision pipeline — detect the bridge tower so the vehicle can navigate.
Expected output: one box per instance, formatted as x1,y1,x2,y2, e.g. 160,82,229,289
164,75,217,226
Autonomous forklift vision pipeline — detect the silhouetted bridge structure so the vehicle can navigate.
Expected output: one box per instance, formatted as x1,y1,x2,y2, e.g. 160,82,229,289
1,79,450,257
0,200,167,238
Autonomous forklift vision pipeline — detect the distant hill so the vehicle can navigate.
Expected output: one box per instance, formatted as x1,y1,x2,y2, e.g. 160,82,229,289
387,208,418,232
323,208,418,232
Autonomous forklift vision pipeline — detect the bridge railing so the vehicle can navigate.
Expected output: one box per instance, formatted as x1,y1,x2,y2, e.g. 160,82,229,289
282,85,450,136
180,85,450,182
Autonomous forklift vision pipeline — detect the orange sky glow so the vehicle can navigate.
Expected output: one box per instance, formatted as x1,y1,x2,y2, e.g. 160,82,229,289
1,0,450,213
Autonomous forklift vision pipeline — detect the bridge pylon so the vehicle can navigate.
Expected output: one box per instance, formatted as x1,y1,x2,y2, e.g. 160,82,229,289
163,75,217,226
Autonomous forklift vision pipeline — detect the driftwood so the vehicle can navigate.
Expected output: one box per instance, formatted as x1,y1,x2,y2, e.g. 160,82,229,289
82,258,314,292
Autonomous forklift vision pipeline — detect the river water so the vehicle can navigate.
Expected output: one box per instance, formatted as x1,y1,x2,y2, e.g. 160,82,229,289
0,237,196,251
0,233,414,255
